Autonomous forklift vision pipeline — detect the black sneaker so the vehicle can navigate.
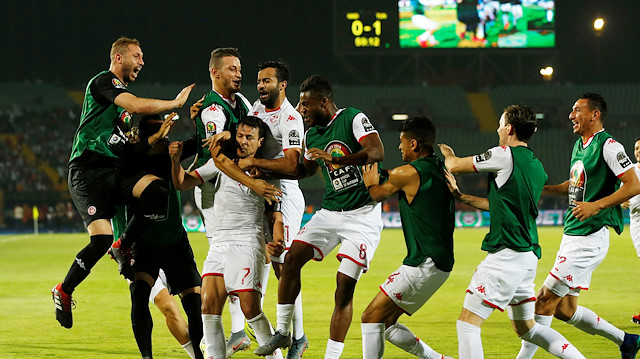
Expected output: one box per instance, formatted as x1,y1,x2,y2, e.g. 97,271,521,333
52,283,75,329
621,332,640,359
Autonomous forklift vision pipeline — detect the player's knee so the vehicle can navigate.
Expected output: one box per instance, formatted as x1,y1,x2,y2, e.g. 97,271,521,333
140,179,169,211
360,308,378,323
334,281,356,308
130,280,152,303
90,234,113,252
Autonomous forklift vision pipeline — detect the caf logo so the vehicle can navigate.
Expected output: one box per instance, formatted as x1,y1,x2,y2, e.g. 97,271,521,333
324,141,351,171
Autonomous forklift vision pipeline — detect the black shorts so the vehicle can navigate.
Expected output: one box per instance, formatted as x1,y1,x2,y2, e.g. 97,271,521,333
68,163,148,226
132,232,202,295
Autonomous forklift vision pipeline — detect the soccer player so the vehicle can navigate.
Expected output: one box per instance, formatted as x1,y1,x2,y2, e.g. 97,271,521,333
170,116,284,359
624,138,640,324
222,60,308,358
191,47,252,248
360,116,455,359
516,94,640,359
52,36,194,329
255,75,385,359
440,104,586,358
112,114,204,359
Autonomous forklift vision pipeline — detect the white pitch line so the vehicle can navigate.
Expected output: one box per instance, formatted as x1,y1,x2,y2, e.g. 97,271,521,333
0,234,35,243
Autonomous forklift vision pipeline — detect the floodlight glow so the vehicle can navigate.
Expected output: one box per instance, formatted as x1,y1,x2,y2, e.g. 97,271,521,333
594,18,604,31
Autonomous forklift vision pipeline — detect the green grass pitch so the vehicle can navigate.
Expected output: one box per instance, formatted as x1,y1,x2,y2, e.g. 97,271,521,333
1,226,638,358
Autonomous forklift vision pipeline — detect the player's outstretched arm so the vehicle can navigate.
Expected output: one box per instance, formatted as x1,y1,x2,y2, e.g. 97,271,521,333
573,168,640,221
114,84,195,115
542,181,569,196
438,143,475,174
307,133,384,167
363,162,416,202
169,141,203,191
238,148,301,176
444,170,490,211
212,144,282,204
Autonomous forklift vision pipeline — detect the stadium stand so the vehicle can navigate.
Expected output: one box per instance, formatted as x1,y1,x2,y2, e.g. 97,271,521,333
2,82,639,231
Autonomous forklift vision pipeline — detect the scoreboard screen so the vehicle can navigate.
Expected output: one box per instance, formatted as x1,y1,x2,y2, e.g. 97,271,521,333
334,0,555,52
333,0,399,52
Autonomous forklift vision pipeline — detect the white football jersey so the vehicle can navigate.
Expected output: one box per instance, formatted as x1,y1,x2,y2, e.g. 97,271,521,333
472,145,513,188
200,90,252,138
251,97,304,160
194,158,265,247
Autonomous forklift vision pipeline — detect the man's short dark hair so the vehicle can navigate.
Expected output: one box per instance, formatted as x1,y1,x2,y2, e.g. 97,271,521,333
209,47,241,70
258,60,290,83
503,104,537,142
399,116,436,154
239,116,267,139
579,93,608,121
299,74,333,100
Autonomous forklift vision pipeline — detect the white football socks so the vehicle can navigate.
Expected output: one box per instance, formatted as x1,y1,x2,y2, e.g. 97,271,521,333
202,314,225,359
292,292,305,340
324,339,345,359
517,314,552,359
181,340,196,359
457,320,483,359
520,323,585,358
567,306,624,346
386,322,444,359
276,303,294,335
362,323,385,359
248,312,283,359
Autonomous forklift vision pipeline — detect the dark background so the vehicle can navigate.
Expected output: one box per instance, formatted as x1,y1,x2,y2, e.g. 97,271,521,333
3,0,639,88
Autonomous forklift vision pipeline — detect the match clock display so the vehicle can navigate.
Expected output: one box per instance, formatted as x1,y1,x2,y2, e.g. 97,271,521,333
334,1,398,52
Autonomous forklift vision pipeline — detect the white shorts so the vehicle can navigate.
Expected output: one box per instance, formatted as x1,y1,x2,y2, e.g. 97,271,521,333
271,183,305,264
464,248,538,319
630,220,640,257
544,227,609,297
202,244,266,295
149,269,168,304
380,257,450,316
293,203,382,272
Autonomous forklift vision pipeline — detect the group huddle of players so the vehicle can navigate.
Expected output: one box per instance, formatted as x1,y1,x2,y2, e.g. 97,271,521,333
51,36,640,359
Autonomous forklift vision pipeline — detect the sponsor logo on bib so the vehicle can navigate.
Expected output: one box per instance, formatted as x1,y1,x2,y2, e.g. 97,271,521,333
568,160,586,207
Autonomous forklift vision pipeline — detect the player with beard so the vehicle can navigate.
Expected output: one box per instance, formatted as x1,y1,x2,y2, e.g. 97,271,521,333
170,116,284,359
221,60,308,358
191,47,251,250
516,94,640,359
52,36,194,329
255,75,384,359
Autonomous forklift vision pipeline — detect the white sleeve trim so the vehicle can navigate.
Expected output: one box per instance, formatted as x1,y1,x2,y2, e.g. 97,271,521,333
201,104,227,138
602,139,633,178
352,112,378,142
